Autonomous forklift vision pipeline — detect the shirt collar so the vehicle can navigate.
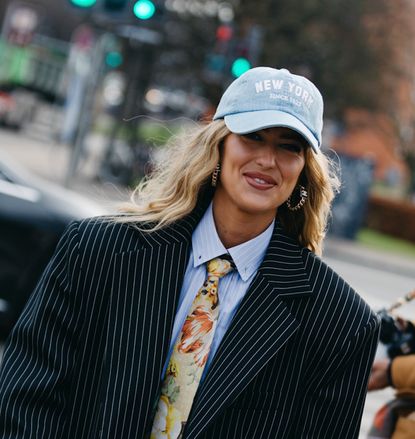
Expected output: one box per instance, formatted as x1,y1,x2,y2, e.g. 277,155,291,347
192,202,274,282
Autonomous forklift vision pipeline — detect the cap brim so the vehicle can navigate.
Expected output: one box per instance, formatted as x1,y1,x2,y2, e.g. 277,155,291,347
224,110,320,152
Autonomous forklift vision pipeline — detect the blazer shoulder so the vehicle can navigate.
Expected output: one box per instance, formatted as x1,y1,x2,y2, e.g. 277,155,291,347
74,216,145,254
300,245,380,332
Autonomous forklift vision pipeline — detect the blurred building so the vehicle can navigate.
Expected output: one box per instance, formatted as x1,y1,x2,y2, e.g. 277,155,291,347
331,109,408,183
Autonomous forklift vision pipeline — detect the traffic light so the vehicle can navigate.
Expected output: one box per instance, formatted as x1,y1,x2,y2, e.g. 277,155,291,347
70,0,97,7
105,51,123,68
206,54,226,74
204,24,233,79
231,58,251,78
133,0,156,20
216,25,233,43
102,34,124,69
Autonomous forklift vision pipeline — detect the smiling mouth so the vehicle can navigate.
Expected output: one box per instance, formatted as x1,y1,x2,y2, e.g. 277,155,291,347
253,177,269,184
244,174,277,190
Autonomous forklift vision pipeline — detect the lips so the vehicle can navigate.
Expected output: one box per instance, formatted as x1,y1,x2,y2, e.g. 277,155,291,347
243,172,277,190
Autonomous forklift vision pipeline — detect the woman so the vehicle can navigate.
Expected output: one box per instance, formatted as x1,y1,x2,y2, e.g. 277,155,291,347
0,67,380,439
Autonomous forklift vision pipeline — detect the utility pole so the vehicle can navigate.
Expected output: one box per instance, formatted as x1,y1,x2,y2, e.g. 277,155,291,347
64,32,111,186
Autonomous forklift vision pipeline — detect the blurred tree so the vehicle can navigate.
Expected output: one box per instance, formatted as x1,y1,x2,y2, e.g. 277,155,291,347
236,0,390,118
362,0,415,197
153,12,222,104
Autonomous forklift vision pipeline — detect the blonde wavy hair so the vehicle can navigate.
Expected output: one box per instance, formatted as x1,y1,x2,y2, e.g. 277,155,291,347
118,120,339,256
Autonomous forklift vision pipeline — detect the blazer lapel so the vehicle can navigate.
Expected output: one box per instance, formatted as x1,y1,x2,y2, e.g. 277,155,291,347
101,193,214,436
185,222,314,437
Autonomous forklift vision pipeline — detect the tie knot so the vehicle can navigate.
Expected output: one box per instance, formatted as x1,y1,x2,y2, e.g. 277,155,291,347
207,256,235,278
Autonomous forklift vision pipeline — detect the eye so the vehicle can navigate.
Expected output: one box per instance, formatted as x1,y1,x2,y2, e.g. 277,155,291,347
279,143,304,154
241,131,263,142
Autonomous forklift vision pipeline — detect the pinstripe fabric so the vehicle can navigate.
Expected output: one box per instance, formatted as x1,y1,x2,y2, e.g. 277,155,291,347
0,193,380,439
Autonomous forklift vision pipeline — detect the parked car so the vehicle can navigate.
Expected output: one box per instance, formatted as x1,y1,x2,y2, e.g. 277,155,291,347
0,153,106,338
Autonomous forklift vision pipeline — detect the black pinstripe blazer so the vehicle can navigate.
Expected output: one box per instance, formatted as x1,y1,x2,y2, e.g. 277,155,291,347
0,193,380,439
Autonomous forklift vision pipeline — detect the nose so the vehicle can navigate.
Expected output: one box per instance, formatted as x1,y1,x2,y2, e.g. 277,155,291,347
255,143,278,169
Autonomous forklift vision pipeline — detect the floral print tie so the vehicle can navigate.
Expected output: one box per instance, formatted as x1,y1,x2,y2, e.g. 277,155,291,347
151,256,234,439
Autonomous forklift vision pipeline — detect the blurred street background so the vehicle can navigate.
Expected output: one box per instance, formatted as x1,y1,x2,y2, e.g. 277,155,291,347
1,1,415,438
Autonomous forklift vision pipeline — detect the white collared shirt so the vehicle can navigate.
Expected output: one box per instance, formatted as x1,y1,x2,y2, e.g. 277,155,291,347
162,202,274,380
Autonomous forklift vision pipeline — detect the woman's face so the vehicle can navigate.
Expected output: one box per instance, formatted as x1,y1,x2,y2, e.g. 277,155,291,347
214,127,307,224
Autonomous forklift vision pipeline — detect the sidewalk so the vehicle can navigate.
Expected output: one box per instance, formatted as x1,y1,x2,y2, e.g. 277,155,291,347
324,236,415,279
1,127,414,277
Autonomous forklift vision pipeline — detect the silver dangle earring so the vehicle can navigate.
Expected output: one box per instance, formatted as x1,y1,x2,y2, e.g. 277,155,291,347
211,163,221,187
286,185,308,211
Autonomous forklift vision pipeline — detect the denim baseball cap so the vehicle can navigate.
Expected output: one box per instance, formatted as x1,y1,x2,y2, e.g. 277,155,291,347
213,67,324,152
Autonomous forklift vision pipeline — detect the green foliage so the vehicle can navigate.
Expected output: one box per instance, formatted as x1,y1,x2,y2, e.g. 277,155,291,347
136,121,181,146
93,116,180,147
357,228,415,258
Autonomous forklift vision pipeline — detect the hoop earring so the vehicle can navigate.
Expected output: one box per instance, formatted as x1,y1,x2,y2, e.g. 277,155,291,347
286,185,308,211
211,163,221,187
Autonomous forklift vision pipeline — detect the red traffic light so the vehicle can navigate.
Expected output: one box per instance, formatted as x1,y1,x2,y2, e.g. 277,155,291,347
216,25,233,42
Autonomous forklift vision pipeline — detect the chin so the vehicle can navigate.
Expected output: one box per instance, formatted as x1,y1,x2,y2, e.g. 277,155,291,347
235,197,279,219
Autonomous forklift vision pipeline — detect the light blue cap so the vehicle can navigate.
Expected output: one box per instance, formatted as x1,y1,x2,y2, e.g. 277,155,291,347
213,67,324,152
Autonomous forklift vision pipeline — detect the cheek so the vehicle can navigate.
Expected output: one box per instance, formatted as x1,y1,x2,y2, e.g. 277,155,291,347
285,157,305,181
221,145,252,175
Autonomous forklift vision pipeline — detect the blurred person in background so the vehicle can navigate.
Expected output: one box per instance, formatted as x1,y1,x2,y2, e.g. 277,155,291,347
0,67,380,439
368,317,415,439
